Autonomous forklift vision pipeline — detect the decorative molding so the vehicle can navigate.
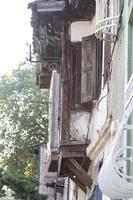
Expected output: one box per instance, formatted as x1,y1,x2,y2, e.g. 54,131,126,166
95,16,119,42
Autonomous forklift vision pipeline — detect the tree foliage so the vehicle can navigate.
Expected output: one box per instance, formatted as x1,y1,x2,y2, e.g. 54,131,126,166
0,168,47,200
0,65,49,176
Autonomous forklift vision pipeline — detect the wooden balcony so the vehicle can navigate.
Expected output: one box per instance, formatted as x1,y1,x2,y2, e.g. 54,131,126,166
28,0,95,21
58,141,92,193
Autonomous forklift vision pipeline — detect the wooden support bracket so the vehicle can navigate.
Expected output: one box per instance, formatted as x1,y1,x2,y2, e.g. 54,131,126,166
68,172,87,193
64,158,92,189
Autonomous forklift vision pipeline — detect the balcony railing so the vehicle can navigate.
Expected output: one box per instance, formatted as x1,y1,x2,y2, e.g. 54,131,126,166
97,73,133,198
95,16,119,42
98,138,133,199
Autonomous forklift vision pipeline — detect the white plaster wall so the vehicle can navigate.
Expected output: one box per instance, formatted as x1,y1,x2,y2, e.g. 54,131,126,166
86,86,108,153
70,111,90,141
108,32,125,121
71,17,95,42
39,144,57,199
39,144,48,195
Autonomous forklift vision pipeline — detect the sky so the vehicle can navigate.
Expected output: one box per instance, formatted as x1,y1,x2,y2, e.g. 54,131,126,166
0,0,32,74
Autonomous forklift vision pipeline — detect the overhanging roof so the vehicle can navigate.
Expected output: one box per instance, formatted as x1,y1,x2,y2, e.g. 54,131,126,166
28,0,66,12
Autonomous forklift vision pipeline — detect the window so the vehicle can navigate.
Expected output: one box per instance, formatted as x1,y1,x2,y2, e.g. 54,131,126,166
81,35,103,103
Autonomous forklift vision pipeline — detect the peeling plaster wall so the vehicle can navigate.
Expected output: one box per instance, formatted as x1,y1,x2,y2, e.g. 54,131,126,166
108,29,126,121
39,144,57,200
87,87,108,150
70,111,90,141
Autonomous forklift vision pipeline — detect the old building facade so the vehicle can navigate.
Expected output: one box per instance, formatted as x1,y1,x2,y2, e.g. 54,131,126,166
29,0,133,200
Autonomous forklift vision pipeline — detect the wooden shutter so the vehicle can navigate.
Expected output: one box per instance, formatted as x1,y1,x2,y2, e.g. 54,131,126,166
81,35,103,102
81,35,96,103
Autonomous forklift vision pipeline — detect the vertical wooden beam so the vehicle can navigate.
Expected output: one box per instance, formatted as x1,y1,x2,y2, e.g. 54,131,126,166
60,21,70,141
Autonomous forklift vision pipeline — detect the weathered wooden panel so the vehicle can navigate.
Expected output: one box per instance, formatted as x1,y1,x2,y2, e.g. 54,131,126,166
60,22,71,141
37,71,52,89
81,35,96,103
81,35,103,102
30,7,63,61
70,42,82,107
